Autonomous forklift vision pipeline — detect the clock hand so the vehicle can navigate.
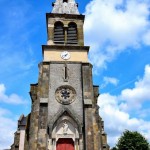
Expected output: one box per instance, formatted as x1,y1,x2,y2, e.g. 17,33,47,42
63,54,68,57
62,54,66,59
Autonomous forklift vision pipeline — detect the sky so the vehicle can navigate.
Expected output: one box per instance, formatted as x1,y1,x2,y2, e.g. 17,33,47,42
0,0,150,149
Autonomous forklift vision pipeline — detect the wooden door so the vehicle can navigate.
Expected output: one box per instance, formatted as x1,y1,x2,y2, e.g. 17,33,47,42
56,138,74,150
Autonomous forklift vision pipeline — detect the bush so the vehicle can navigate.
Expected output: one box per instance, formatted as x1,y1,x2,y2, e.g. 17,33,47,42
116,130,149,150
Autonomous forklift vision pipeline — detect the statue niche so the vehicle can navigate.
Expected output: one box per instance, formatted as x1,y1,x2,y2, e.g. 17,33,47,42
52,118,79,141
47,114,81,150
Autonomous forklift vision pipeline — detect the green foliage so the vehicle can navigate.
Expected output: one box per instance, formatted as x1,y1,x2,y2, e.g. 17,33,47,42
116,130,149,150
111,147,118,150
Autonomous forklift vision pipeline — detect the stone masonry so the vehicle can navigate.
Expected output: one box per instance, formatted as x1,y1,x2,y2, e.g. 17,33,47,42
10,0,109,150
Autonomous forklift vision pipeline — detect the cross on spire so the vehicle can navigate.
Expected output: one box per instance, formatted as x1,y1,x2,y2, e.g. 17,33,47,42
52,0,79,14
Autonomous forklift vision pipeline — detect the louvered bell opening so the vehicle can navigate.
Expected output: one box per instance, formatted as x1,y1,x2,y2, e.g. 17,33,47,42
54,24,65,44
67,24,78,44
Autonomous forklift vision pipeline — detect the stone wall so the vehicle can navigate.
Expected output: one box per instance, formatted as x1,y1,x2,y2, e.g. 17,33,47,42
46,14,85,46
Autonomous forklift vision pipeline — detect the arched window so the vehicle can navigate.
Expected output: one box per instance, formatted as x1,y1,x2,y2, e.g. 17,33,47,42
54,22,65,44
67,22,78,44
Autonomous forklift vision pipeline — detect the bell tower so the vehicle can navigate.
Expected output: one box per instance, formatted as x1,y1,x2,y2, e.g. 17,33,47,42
11,0,109,150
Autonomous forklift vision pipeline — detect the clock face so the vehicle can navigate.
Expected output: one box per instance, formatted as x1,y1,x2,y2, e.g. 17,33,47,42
61,51,70,60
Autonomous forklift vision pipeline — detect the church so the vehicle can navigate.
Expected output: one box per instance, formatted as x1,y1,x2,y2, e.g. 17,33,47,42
11,0,109,150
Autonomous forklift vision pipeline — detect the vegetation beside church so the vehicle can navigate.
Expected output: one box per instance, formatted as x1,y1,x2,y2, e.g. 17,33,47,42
111,130,150,150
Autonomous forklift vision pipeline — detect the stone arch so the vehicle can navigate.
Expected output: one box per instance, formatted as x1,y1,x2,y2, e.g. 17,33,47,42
52,114,79,141
47,109,83,150
67,22,78,44
48,107,83,136
54,21,65,44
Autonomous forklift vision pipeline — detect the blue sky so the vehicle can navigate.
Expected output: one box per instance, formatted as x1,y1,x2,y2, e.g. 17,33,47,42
0,0,150,149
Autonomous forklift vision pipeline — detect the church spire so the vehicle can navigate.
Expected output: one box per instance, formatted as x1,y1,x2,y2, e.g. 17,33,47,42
52,0,79,15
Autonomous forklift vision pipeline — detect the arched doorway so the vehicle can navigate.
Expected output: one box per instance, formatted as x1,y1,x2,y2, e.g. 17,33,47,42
56,138,74,150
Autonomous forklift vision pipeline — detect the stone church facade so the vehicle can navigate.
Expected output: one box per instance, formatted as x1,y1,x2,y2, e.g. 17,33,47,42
11,0,109,150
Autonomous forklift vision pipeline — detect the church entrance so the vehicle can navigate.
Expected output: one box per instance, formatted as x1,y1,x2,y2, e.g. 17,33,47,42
56,138,74,150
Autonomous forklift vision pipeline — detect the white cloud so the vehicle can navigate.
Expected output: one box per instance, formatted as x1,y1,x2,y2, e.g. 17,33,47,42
143,30,150,45
84,0,150,69
120,64,150,110
0,107,17,150
98,64,150,147
101,76,119,88
98,93,150,147
0,84,27,104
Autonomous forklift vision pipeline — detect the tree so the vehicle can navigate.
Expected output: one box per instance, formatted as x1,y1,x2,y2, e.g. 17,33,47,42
115,130,150,150
111,147,117,150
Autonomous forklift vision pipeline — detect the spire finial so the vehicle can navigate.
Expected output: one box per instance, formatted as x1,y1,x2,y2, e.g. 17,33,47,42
52,0,79,14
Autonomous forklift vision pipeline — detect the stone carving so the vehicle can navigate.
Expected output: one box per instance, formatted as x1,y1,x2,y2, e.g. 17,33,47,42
52,0,79,14
63,122,69,134
55,85,76,104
